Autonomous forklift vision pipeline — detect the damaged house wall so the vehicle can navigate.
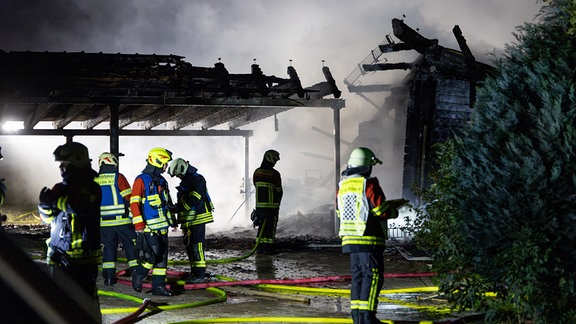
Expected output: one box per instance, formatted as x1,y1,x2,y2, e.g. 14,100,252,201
347,18,494,205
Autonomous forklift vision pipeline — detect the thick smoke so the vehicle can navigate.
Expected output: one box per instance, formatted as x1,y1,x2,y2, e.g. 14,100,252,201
0,0,542,237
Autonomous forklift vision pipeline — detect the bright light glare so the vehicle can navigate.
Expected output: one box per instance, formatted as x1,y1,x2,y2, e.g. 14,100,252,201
2,121,24,131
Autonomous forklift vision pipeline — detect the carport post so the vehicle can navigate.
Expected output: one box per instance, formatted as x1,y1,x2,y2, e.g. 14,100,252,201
109,103,120,160
333,105,342,237
244,134,250,206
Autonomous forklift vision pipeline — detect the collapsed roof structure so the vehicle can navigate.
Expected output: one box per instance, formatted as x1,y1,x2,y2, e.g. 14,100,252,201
345,18,495,203
0,51,342,131
0,48,349,324
0,51,344,194
0,17,496,209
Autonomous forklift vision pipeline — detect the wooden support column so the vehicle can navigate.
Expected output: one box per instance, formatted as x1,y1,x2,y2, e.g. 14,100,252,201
244,135,251,216
244,135,250,196
332,105,342,236
109,103,120,161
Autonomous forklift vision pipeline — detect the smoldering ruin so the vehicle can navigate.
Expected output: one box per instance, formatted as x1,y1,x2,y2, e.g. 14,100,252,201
0,16,502,323
0,17,492,233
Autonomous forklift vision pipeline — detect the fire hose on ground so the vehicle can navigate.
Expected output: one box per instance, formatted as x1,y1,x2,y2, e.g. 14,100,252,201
104,225,449,322
105,271,449,318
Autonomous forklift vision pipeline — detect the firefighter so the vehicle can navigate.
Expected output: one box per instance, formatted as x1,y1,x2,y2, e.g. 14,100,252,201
168,158,214,284
252,149,283,255
336,147,390,324
130,147,176,296
95,152,138,286
38,141,102,315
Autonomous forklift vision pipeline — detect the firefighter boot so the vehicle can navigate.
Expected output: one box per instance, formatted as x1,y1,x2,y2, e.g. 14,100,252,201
152,286,174,296
358,310,384,324
186,275,205,284
131,272,143,292
186,268,207,284
351,309,359,324
103,268,117,286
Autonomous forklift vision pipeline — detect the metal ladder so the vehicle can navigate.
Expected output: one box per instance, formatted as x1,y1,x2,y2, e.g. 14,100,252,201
343,37,396,87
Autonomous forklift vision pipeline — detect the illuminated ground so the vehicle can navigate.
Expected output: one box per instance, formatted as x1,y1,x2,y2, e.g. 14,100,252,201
1,219,488,324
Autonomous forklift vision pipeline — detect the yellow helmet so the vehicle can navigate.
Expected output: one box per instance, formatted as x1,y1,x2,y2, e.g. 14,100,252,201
148,147,172,168
98,152,118,167
347,147,382,168
53,142,91,168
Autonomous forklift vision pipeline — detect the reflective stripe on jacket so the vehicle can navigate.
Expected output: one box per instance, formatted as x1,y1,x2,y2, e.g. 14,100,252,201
130,173,171,231
37,179,103,264
178,172,214,226
337,175,388,251
253,167,282,209
95,172,132,227
337,176,369,237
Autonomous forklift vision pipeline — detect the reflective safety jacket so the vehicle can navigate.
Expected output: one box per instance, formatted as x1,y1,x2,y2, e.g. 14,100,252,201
130,173,172,232
336,175,388,253
176,170,214,227
95,172,132,227
253,166,282,209
37,178,103,265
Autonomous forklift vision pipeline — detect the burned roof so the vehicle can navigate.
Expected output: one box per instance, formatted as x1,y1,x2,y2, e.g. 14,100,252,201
0,51,343,133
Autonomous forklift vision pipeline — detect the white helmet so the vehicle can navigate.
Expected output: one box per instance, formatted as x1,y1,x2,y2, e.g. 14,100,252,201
347,147,382,168
98,152,118,167
168,158,189,177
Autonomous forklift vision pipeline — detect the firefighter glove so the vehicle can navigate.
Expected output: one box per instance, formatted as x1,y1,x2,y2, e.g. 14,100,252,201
251,209,262,228
169,203,180,214
39,187,58,208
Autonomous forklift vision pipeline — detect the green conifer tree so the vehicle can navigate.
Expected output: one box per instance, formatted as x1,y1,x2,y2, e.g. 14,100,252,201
449,0,576,321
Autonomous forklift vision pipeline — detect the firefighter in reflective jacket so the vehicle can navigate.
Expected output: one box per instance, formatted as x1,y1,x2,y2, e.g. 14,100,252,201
95,152,138,286
130,147,176,296
38,142,102,319
168,158,214,284
337,147,390,324
252,149,283,254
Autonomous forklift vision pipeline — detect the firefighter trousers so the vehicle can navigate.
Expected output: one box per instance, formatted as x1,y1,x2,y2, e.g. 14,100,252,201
134,231,169,290
256,208,278,254
101,224,138,280
182,224,207,279
350,251,384,324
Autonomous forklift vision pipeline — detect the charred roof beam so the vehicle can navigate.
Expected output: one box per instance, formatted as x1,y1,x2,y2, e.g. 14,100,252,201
138,106,190,130
168,106,215,130
118,104,161,128
452,25,485,81
81,105,110,129
24,103,55,129
227,106,292,129
362,62,413,71
0,128,253,137
378,43,415,53
197,106,249,130
391,18,438,54
52,104,94,129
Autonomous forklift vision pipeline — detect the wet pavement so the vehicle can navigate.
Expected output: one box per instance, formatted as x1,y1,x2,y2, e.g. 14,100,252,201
95,235,476,324
4,225,482,323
